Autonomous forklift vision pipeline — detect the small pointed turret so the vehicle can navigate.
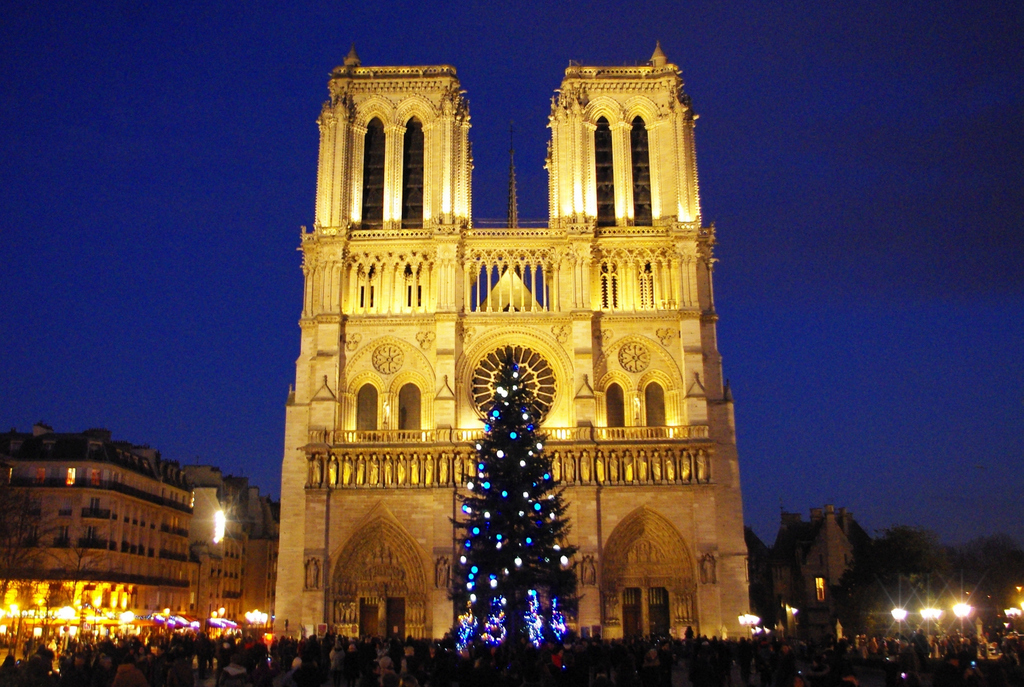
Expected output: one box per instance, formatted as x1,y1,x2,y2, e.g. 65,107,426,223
344,43,361,67
650,41,667,68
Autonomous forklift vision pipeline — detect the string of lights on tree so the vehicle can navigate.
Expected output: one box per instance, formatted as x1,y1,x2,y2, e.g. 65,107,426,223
453,348,577,648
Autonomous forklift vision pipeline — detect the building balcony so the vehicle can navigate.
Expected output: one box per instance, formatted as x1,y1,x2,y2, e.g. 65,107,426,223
159,524,190,537
52,536,71,548
9,477,192,514
77,537,109,550
159,549,189,562
81,507,111,519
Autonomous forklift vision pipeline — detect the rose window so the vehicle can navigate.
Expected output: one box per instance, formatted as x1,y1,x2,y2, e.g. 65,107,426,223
471,345,556,421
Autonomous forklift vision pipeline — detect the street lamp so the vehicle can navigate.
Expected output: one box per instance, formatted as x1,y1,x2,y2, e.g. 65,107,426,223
954,603,972,635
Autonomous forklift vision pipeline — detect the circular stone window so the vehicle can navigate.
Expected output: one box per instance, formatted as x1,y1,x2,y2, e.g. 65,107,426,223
471,345,556,421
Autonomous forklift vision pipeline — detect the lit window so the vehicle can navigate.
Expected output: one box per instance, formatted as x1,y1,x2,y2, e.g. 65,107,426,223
815,577,826,602
66,468,76,486
91,469,100,486
36,468,46,484
213,510,226,544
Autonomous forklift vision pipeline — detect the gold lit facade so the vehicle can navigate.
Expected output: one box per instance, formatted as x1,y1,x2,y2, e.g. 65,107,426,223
0,426,194,632
276,46,749,639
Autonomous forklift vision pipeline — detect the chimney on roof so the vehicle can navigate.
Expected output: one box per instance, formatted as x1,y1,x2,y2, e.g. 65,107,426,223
84,428,112,442
825,504,835,519
32,422,53,437
810,507,824,523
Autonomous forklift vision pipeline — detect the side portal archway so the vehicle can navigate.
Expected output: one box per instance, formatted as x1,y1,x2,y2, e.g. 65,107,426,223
330,517,430,638
601,507,697,637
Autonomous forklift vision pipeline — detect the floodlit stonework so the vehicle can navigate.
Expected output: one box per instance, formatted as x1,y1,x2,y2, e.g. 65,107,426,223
276,45,749,639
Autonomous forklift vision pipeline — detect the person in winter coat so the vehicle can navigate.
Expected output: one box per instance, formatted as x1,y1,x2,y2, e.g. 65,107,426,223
111,658,150,687
219,654,250,687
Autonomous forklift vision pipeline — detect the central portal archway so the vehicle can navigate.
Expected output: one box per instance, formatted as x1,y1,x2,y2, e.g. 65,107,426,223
601,507,697,638
330,517,429,638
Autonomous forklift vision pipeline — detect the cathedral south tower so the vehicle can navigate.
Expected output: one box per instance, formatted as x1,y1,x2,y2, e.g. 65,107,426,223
276,45,748,639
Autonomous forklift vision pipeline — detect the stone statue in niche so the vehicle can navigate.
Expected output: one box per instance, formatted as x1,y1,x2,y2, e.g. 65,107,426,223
681,451,692,482
665,452,676,481
579,555,597,586
651,451,662,481
342,456,353,485
356,456,365,485
314,457,324,486
397,454,407,485
304,557,321,589
623,451,634,482
699,553,717,584
328,456,338,486
434,556,451,589
452,453,463,483
638,451,648,482
580,451,591,482
564,453,575,483
384,455,394,485
410,454,420,485
595,452,605,483
609,452,619,482
424,454,435,485
439,454,449,485
551,452,561,482
696,450,708,482
307,458,316,487
368,455,380,485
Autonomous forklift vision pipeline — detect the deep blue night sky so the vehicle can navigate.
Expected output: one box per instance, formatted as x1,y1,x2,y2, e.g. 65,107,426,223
2,2,1022,546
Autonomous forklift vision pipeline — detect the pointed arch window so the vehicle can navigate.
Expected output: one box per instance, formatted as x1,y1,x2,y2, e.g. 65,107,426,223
600,261,619,310
595,117,615,226
398,383,421,430
401,117,424,227
630,117,652,225
356,384,378,431
638,261,655,309
606,383,625,428
644,382,666,426
361,118,386,226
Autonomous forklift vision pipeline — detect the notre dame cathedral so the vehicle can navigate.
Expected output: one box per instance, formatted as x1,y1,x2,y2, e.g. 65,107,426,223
275,44,749,640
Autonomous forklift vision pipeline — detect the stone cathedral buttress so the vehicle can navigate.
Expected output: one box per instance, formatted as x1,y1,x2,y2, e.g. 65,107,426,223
276,44,749,639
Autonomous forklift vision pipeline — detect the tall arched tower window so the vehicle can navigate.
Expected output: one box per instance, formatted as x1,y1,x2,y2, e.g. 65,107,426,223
630,117,652,225
594,117,615,227
398,383,421,430
402,118,424,227
606,383,625,428
356,384,378,430
362,118,386,226
644,382,666,426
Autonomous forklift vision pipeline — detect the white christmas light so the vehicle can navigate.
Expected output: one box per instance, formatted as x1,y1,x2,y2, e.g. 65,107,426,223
536,443,543,450
467,481,474,490
484,511,490,518
520,460,526,467
490,579,497,588
470,594,477,602
460,556,467,564
496,450,505,458
560,555,569,566
522,413,529,420
514,557,523,567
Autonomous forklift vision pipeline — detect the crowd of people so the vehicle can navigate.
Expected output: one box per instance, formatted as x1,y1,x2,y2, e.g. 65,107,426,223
0,628,1020,687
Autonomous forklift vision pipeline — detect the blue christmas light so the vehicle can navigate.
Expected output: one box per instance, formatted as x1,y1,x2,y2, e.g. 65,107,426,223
527,424,534,430
501,491,508,498
465,540,471,548
482,481,491,489
544,473,550,480
471,566,478,573
510,432,517,439
472,527,480,535
496,534,502,540
484,424,491,431
492,410,499,418
526,537,533,545
534,503,541,511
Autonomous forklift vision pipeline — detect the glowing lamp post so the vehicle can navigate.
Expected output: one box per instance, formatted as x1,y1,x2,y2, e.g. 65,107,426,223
953,603,972,634
739,614,761,633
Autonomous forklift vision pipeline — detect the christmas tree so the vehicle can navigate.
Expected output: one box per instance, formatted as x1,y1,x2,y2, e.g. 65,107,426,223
453,348,577,646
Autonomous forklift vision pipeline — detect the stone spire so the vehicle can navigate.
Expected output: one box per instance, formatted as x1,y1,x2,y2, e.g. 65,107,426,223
507,122,519,229
344,43,361,67
650,41,667,68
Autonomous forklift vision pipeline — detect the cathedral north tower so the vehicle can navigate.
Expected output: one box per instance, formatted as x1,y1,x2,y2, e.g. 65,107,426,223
276,45,748,640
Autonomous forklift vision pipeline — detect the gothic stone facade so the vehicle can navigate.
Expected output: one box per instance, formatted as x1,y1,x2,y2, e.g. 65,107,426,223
276,46,749,640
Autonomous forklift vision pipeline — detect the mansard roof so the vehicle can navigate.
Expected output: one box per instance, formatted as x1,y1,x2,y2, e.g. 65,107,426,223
0,428,192,490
